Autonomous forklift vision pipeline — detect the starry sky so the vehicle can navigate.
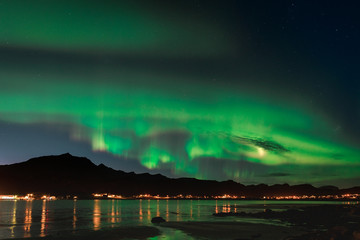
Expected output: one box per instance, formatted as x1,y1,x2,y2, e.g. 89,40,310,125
0,0,359,187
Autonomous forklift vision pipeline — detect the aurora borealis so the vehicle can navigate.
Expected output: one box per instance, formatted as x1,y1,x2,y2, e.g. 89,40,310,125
0,0,359,187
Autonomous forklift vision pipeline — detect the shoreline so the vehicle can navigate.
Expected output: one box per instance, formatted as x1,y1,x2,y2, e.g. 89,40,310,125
1,198,359,201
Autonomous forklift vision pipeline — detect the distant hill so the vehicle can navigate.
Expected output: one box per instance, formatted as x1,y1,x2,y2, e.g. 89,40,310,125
0,153,358,198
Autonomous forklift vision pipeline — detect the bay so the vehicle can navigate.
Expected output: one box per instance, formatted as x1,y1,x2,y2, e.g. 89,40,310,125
0,200,351,239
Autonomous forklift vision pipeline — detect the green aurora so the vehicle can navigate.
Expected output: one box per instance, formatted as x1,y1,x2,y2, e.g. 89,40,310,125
0,0,359,187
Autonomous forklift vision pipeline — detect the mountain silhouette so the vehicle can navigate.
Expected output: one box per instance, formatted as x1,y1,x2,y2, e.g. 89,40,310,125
0,153,358,198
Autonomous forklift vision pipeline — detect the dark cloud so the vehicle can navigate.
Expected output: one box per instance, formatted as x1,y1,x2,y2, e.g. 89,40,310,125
314,177,360,189
228,134,290,153
261,172,292,177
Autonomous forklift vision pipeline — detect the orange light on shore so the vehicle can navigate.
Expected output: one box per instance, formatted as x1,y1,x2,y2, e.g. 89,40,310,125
0,195,17,200
107,194,123,199
23,194,34,201
2,192,358,201
41,195,56,201
213,194,238,199
93,193,104,198
261,194,360,200
93,193,123,199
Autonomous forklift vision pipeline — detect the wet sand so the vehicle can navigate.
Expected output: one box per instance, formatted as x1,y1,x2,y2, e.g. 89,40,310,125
159,204,360,240
3,226,161,240
160,221,306,240
4,222,306,240
210,204,360,240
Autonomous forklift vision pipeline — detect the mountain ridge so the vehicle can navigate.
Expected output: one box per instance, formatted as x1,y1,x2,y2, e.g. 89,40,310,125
0,153,359,198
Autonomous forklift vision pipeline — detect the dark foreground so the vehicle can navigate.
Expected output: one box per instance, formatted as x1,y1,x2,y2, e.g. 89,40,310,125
4,204,360,240
212,204,360,240
3,226,160,240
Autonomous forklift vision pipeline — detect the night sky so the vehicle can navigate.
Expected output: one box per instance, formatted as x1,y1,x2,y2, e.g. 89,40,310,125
0,0,359,187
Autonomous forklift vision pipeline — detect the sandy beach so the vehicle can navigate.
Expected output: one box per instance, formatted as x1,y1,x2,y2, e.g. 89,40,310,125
2,226,160,240
160,221,306,240
2,222,306,240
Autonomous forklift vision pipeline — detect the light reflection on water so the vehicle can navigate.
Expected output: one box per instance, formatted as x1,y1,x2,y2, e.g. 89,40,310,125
11,200,17,238
72,200,76,230
139,199,143,221
147,199,151,221
110,199,115,224
0,200,356,239
23,201,31,237
40,200,47,237
93,199,101,231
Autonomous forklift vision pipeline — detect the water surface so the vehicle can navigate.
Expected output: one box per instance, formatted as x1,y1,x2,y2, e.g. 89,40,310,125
0,199,353,239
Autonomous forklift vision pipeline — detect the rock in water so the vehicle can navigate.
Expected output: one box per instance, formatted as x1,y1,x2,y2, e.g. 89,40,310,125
151,217,166,224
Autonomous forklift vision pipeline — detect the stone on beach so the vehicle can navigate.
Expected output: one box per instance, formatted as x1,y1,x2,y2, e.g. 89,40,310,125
151,216,166,224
